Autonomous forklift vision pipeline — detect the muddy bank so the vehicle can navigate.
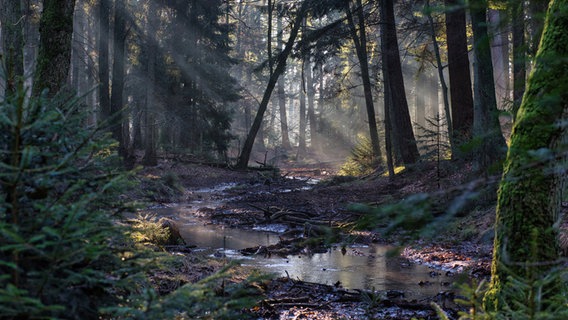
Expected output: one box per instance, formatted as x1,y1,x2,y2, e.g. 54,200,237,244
132,159,493,318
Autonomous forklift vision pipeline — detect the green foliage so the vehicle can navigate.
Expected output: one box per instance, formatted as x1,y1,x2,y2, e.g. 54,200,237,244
338,136,378,176
103,263,264,319
416,113,451,161
0,86,258,319
0,87,139,318
130,214,173,247
451,268,568,320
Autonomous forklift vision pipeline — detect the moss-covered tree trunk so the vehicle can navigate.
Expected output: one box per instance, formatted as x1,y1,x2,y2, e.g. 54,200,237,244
32,0,75,96
484,0,567,312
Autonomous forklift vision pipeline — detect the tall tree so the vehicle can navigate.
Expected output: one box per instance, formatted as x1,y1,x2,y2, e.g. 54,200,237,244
98,0,110,121
110,0,127,157
306,59,317,149
484,0,567,311
444,0,474,148
470,0,507,172
33,0,76,96
276,5,291,149
143,0,158,166
0,0,24,94
236,1,308,169
298,59,307,157
425,0,453,153
381,0,420,165
344,0,382,161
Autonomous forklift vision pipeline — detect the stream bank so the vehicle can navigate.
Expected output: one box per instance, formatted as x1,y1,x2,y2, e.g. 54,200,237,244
131,159,494,319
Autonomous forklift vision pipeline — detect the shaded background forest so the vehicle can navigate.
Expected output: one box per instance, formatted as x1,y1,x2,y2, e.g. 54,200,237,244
1,0,546,171
1,0,567,319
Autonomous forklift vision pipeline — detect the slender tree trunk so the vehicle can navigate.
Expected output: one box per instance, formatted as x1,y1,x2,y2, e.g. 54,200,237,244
298,61,307,157
488,9,509,110
33,0,76,96
110,0,127,157
277,6,291,149
23,0,39,94
511,0,526,120
445,0,474,148
267,0,273,76
98,0,110,120
470,0,507,173
306,60,317,149
484,0,567,311
345,0,382,161
236,2,307,169
381,46,395,178
1,0,24,94
381,0,419,165
425,0,454,154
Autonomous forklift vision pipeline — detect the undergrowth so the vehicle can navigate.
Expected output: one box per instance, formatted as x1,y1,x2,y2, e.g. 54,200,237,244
0,84,259,318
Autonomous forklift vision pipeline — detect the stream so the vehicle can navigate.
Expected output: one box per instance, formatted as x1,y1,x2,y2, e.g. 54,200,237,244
150,182,456,300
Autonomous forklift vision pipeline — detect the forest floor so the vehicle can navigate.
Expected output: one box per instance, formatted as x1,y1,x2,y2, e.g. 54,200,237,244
130,154,498,319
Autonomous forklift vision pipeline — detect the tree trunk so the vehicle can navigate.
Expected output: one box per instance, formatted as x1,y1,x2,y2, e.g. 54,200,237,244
488,9,509,110
33,0,76,96
425,0,454,155
110,0,127,157
470,0,507,173
277,5,291,150
236,2,307,169
1,0,24,94
527,0,550,62
381,44,395,178
143,0,158,166
511,0,526,121
381,0,419,165
345,0,382,162
98,0,110,121
444,0,474,148
306,61,317,150
484,0,567,311
298,61,307,158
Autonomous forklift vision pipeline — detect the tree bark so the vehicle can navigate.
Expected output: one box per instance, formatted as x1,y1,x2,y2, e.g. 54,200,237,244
444,0,474,148
381,0,419,165
470,0,507,173
110,0,127,157
511,0,526,121
143,0,158,166
236,2,307,169
277,48,291,149
298,60,307,157
98,0,110,121
345,0,382,162
0,0,24,94
484,0,567,311
381,44,395,178
306,60,317,149
425,0,454,154
33,0,76,96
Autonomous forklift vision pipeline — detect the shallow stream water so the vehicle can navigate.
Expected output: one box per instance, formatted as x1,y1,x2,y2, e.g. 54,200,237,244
150,183,455,300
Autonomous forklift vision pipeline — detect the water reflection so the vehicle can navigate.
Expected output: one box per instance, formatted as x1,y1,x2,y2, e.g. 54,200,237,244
151,199,453,299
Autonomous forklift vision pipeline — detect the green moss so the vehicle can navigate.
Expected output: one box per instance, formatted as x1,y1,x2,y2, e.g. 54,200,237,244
485,0,568,312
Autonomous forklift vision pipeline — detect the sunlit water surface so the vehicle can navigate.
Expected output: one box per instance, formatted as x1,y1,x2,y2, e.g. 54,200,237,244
150,185,455,299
